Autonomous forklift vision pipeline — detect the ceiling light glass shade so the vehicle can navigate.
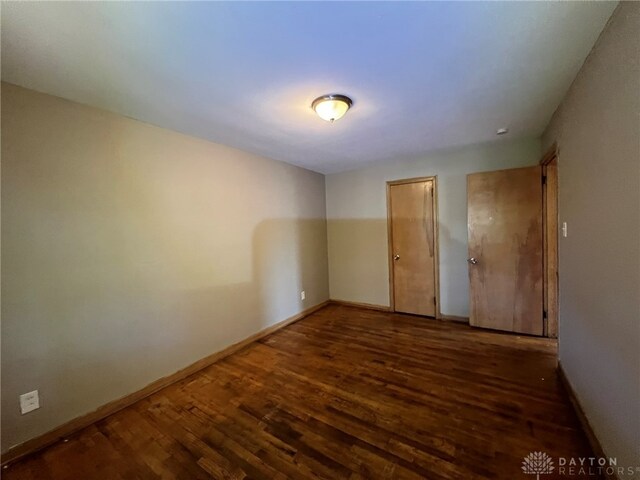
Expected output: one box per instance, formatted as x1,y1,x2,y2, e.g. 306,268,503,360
312,95,352,122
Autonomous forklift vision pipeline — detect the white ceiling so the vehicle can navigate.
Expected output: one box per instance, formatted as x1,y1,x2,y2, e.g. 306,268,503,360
1,2,616,174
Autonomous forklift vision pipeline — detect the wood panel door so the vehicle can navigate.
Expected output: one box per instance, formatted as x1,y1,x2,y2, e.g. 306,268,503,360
388,178,437,316
467,166,543,335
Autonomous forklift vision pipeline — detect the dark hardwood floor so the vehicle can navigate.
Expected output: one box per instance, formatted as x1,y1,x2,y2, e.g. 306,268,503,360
4,304,593,479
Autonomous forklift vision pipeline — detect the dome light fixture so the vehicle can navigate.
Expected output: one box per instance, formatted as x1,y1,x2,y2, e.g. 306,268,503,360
312,94,353,123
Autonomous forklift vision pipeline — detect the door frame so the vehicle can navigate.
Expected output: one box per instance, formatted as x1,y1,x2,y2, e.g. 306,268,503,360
386,176,441,318
540,144,559,338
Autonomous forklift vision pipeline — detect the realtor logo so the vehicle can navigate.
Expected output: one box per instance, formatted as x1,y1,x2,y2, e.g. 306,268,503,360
522,451,555,479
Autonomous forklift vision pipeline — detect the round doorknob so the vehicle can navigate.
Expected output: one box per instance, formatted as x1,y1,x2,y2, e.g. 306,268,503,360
467,257,478,265
394,254,400,261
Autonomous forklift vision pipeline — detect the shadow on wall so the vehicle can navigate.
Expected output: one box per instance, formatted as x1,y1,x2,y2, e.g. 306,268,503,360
171,218,329,353
326,218,469,316
254,218,329,325
0,218,329,453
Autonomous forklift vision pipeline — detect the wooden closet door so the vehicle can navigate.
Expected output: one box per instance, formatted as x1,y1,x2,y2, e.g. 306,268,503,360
467,166,543,335
389,180,436,316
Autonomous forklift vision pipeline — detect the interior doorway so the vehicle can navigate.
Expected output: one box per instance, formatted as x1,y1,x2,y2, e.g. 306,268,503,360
387,176,440,317
541,145,559,338
466,159,559,338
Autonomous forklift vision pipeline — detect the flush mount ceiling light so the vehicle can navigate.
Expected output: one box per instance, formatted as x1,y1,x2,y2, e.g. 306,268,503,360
496,127,509,135
312,94,353,122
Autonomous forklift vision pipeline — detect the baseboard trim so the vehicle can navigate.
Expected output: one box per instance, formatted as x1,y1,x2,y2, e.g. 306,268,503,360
330,299,392,312
557,362,616,480
329,300,468,323
440,314,469,323
0,300,330,467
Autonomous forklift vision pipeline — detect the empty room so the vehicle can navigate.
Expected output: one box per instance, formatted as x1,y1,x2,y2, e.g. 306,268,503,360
1,1,638,479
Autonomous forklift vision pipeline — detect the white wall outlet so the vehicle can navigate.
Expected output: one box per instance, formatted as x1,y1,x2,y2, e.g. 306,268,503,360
300,291,306,301
20,390,40,415
562,221,568,238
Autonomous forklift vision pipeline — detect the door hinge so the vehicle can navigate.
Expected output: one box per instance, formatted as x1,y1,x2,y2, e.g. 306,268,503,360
542,175,547,185
433,297,437,306
543,310,548,320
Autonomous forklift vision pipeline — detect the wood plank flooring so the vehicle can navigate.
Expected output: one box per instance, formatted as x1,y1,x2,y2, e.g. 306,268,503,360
3,304,593,479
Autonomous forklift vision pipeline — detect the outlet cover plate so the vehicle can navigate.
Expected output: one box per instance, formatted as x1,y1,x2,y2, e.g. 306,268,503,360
20,390,39,415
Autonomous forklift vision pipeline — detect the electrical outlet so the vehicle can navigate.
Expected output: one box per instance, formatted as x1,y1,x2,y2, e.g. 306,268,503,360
300,291,306,301
562,222,568,238
20,390,40,414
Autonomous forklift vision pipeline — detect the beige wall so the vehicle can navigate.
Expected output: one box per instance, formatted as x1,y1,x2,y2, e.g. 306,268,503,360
0,83,329,452
541,2,640,472
325,138,541,316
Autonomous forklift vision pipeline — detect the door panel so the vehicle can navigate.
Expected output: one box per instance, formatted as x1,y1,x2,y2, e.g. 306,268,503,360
389,180,436,316
467,166,543,335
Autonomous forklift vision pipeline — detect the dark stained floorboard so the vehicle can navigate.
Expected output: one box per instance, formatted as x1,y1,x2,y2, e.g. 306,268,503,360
3,304,593,479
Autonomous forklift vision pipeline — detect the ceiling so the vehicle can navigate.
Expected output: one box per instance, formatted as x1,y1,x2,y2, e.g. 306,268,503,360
1,2,616,174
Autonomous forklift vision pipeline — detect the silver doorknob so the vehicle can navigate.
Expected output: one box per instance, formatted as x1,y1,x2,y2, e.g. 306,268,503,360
467,257,478,265
394,254,400,261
